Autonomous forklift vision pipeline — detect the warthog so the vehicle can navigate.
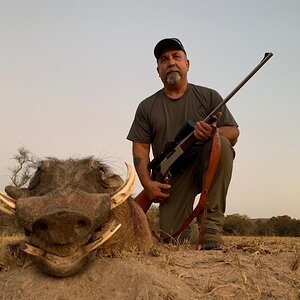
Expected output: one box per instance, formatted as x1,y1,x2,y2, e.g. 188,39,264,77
0,157,153,277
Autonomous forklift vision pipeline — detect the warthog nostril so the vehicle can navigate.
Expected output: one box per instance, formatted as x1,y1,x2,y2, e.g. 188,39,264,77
36,221,49,231
74,219,90,236
77,220,87,228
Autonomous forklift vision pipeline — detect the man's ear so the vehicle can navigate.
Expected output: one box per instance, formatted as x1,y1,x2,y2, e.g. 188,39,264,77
187,59,190,71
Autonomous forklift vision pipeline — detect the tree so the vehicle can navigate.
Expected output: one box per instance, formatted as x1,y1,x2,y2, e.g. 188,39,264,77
223,214,254,236
254,219,272,236
9,147,37,187
267,215,300,237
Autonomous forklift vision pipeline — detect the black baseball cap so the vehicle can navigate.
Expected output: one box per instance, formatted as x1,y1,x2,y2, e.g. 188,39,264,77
154,38,186,59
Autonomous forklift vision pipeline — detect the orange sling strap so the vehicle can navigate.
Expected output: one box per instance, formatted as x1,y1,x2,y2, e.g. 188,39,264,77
169,121,221,247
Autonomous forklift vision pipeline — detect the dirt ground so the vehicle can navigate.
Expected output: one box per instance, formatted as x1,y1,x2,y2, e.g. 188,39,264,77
0,235,299,300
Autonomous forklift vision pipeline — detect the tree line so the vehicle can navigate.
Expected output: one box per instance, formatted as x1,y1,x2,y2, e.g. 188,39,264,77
223,214,300,237
146,207,300,237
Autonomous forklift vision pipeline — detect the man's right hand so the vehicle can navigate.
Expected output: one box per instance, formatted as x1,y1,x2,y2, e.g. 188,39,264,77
143,180,171,203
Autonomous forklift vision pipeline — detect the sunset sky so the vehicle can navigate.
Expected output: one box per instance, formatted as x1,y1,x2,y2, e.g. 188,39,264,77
1,1,299,219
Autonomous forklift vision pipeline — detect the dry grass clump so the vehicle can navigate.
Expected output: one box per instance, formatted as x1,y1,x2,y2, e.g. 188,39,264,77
0,213,23,236
0,234,28,272
0,211,27,272
0,213,27,272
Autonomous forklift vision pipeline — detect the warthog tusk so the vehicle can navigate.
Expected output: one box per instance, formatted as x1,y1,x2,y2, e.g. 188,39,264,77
110,163,135,209
23,220,122,264
23,243,46,257
84,221,121,253
0,191,16,215
24,243,85,265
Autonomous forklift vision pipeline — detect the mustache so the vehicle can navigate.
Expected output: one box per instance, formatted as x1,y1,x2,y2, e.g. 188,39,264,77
166,66,180,74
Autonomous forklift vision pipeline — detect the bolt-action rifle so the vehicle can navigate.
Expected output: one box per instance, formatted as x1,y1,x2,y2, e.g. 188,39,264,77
135,52,273,212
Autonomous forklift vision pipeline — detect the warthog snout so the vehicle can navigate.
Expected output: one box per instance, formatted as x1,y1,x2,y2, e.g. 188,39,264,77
16,191,112,247
33,210,93,244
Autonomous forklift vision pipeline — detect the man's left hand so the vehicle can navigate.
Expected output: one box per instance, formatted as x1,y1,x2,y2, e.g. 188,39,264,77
194,121,214,143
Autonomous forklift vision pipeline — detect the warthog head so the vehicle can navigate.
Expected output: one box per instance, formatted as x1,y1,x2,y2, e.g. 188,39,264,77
0,157,153,277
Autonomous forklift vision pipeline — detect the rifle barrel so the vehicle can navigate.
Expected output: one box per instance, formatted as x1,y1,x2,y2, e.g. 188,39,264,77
204,52,273,122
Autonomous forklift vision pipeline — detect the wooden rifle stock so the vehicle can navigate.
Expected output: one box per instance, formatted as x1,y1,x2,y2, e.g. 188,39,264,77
134,190,152,212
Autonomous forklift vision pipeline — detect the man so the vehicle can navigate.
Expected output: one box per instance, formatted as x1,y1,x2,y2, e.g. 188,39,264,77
127,38,239,250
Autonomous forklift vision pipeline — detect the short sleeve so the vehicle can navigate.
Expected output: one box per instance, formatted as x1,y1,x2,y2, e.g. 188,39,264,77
127,102,152,144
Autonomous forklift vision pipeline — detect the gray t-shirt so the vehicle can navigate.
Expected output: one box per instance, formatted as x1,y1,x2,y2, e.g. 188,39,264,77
127,83,238,158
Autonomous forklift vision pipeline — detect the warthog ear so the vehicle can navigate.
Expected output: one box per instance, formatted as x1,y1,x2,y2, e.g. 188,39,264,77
0,191,16,215
110,163,135,209
5,186,30,200
102,173,124,189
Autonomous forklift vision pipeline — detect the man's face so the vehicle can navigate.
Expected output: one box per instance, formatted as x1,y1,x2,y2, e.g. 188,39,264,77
156,49,190,87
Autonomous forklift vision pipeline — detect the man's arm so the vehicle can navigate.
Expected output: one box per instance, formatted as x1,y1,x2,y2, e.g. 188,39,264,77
132,142,151,188
132,141,171,201
218,126,240,146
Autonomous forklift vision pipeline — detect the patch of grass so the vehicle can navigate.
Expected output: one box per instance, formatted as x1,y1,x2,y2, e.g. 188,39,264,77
0,234,27,272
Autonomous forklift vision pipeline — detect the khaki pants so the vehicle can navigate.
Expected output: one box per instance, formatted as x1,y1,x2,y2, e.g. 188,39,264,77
159,136,235,242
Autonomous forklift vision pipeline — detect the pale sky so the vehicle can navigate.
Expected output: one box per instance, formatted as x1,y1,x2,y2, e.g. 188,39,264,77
1,1,299,219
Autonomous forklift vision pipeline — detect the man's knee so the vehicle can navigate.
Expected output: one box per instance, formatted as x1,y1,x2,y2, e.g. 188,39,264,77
219,135,235,162
213,135,234,188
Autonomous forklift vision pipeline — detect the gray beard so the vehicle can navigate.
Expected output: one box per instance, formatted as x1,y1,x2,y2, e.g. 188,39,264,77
166,72,182,85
